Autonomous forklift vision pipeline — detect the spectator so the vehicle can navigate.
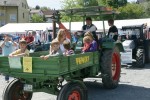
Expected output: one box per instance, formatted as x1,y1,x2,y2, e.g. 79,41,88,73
32,31,41,46
25,32,34,44
0,34,17,83
25,32,34,50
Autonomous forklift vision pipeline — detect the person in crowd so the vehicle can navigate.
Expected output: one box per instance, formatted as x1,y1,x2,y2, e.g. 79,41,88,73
40,39,62,60
25,32,34,50
63,40,74,56
107,19,118,41
25,32,34,44
0,34,17,83
82,17,98,43
0,34,17,56
32,31,41,46
72,32,79,43
48,32,52,42
9,39,29,57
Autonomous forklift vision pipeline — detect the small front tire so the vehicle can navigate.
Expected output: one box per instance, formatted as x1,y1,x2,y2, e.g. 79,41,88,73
57,82,87,100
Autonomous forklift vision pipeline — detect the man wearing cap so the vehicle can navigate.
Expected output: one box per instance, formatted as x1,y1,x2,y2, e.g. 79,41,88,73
82,17,98,43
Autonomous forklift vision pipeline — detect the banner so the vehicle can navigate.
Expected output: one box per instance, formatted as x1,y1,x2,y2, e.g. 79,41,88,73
23,57,32,73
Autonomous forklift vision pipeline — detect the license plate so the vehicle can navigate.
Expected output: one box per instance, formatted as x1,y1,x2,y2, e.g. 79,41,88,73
23,84,33,92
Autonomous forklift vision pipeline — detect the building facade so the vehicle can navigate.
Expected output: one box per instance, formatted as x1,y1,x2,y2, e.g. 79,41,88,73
0,0,29,27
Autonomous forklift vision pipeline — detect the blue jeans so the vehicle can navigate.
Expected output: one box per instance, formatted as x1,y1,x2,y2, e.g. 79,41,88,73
5,75,9,81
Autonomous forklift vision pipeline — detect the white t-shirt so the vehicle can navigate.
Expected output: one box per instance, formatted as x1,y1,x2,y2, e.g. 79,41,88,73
34,33,41,44
82,25,97,33
59,38,70,53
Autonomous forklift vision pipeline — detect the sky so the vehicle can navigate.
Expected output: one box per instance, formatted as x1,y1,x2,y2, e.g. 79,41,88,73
27,0,136,10
27,0,63,9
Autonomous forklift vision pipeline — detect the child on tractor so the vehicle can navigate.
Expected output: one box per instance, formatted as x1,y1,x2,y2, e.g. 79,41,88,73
40,39,63,60
82,31,97,53
9,39,29,57
63,40,74,56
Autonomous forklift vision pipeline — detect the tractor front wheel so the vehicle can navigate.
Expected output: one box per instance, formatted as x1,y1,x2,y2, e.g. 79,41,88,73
136,49,145,68
101,47,121,89
3,79,33,100
57,82,87,100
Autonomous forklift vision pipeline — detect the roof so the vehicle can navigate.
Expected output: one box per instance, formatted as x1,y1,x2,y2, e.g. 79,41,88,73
0,0,21,6
30,10,41,14
42,10,54,15
0,0,29,8
0,23,55,34
0,18,149,34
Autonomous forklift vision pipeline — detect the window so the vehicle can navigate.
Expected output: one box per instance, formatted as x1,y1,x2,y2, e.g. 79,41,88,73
22,3,24,7
0,20,5,26
0,10,5,16
0,12,5,16
23,13,25,19
10,14,17,22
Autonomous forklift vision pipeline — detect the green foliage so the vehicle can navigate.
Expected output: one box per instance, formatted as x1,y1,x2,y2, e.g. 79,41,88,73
31,14,45,23
116,3,144,19
141,1,150,18
107,0,127,8
41,6,51,11
60,0,147,21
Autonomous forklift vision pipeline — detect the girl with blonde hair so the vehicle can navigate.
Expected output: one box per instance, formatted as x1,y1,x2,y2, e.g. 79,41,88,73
56,29,70,53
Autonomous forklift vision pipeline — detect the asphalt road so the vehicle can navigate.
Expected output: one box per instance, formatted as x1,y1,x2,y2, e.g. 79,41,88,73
0,64,150,100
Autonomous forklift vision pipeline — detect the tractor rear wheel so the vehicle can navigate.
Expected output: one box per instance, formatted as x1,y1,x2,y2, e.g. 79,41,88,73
101,47,121,89
57,82,87,100
3,79,33,100
136,49,145,68
145,41,150,63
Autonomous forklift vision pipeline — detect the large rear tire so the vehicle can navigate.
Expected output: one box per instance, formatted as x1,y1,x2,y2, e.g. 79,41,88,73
145,41,150,63
136,49,145,68
101,47,121,89
57,82,87,100
3,79,33,100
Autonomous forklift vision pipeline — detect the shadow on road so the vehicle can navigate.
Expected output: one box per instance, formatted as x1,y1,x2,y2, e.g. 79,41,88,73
122,63,150,70
85,81,150,100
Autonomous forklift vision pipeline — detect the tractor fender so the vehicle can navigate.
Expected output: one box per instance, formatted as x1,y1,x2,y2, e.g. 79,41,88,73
102,41,124,52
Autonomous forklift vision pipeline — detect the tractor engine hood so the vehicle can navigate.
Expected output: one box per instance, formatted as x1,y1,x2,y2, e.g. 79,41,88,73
122,40,135,49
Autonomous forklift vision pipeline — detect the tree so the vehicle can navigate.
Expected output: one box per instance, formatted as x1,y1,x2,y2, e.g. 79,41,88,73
116,3,144,19
35,5,40,10
141,1,150,18
41,6,51,11
31,14,44,23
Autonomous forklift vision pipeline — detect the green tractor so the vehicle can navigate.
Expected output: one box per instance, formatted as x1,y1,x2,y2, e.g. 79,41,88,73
0,6,124,100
